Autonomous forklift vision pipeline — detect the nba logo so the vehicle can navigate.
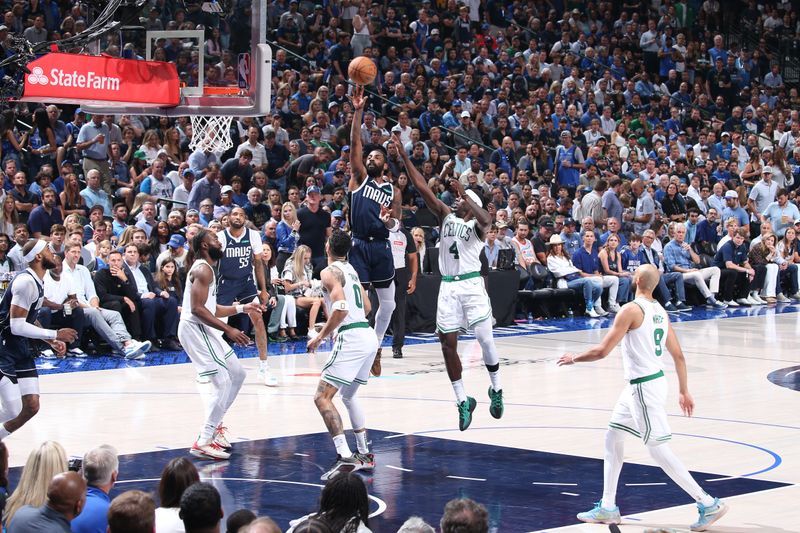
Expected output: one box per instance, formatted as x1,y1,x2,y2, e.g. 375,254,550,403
238,53,250,90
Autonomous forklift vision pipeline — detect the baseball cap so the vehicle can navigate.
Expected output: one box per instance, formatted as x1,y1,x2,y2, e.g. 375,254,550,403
721,131,730,138
431,28,439,35
221,185,233,194
74,107,84,115
168,234,186,248
332,210,343,218
724,190,738,199
762,146,773,153
762,165,773,174
560,130,571,137
341,145,350,152
328,101,339,110
186,208,199,216
60,160,73,167
181,168,195,177
460,111,471,118
0,25,8,32
451,99,463,107
638,137,648,145
539,217,555,229
306,185,321,195
564,217,576,225
133,149,147,160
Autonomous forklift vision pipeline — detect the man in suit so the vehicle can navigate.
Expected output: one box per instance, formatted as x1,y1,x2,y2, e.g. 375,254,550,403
121,243,180,350
94,249,143,340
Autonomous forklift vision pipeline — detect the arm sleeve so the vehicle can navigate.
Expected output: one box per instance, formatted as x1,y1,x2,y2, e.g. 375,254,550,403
10,277,56,340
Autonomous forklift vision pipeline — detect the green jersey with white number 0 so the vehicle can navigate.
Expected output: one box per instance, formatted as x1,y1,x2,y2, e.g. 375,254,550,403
324,261,367,330
622,297,669,381
439,213,483,277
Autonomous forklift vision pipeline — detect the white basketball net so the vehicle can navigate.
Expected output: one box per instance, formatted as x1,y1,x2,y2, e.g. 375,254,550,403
188,115,234,156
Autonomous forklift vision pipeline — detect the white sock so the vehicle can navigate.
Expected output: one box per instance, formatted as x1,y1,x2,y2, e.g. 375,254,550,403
451,379,467,404
488,371,502,392
601,429,625,510
648,443,715,506
332,433,352,457
259,359,268,369
354,430,369,454
0,426,10,440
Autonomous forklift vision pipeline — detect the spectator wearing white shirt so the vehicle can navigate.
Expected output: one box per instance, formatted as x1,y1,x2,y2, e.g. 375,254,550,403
235,126,269,171
59,243,149,358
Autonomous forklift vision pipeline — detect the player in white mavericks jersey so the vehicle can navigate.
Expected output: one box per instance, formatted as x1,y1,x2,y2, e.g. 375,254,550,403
307,230,379,480
558,265,727,531
177,229,263,460
394,133,504,432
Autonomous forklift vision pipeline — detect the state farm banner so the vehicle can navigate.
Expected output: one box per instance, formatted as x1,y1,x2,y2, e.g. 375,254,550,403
21,52,180,107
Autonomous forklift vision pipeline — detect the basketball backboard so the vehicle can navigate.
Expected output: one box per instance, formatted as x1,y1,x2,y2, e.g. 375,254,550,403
82,0,270,118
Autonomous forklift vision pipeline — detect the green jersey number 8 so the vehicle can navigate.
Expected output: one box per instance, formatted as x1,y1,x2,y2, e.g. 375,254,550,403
654,327,665,357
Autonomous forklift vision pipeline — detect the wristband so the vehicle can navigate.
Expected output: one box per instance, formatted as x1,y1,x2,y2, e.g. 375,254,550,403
236,304,245,314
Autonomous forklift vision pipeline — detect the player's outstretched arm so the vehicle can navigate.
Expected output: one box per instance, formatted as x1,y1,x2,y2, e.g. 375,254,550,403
308,268,348,353
349,85,368,190
391,132,450,220
558,304,638,365
190,264,252,345
664,323,694,416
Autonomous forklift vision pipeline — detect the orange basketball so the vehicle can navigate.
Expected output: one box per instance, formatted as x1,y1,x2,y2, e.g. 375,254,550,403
348,56,377,85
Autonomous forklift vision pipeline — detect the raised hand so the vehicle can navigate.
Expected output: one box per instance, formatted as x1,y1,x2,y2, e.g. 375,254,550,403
449,178,465,198
351,84,366,110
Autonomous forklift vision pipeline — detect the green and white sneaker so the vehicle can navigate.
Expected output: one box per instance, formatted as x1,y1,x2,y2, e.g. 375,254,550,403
488,387,504,419
577,501,621,524
458,397,477,431
690,498,728,531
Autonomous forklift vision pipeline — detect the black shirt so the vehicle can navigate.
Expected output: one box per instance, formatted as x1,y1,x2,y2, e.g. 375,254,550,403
297,205,330,258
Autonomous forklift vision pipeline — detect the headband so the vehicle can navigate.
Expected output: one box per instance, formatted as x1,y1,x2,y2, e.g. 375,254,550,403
23,240,47,264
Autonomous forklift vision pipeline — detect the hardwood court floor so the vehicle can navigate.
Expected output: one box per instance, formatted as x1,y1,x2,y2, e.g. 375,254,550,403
6,308,799,532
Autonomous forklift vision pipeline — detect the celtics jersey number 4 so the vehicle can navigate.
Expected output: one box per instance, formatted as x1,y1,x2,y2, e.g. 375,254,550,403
439,213,483,277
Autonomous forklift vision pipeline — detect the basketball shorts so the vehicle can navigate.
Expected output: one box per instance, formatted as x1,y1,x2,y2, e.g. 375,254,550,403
350,238,394,287
177,320,236,379
321,323,378,388
436,277,493,334
0,345,38,384
217,275,259,306
609,373,672,445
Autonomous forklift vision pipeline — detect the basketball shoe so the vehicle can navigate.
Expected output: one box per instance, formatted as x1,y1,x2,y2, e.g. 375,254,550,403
353,452,375,471
321,455,365,481
577,501,621,524
488,387,504,419
190,440,231,460
458,397,477,431
690,498,728,531
213,424,232,451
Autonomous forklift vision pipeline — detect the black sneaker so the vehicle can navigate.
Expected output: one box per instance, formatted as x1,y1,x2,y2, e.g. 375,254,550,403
392,348,403,359
488,387,504,419
320,454,362,481
458,397,477,431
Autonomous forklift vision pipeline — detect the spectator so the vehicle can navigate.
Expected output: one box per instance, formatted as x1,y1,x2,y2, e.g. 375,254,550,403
664,223,727,309
7,471,87,533
547,235,604,317
389,224,417,359
287,474,370,533
243,517,282,533
282,244,324,333
179,483,223,533
225,510,256,533
107,491,155,533
187,165,223,211
28,187,63,238
761,188,799,238
297,186,331,267
598,234,632,306
11,172,38,224
155,457,199,533
79,170,113,217
440,498,488,533
572,231,620,314
76,114,111,192
121,243,180,350
397,517,435,533
70,445,118,533
713,227,764,307
4,441,68,528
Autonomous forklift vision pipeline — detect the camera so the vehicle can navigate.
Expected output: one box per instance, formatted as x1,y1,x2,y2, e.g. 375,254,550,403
68,456,83,472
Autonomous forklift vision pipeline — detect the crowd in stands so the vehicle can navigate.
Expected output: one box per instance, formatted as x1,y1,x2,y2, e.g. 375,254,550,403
0,1,798,343
0,439,490,532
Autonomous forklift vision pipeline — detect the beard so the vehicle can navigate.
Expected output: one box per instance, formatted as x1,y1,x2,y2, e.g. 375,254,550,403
208,246,224,261
41,257,56,270
366,161,382,178
230,219,244,229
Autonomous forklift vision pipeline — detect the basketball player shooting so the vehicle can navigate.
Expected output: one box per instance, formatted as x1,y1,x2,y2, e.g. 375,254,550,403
393,133,504,431
557,264,727,531
348,84,402,377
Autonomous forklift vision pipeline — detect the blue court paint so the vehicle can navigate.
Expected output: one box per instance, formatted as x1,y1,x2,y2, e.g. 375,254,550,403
9,431,788,532
767,365,800,392
32,305,800,375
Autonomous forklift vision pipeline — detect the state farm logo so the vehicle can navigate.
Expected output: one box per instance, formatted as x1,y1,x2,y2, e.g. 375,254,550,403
27,66,48,85
26,67,121,91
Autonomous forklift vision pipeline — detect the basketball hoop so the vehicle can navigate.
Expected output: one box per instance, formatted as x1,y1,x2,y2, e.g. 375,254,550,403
188,114,234,156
